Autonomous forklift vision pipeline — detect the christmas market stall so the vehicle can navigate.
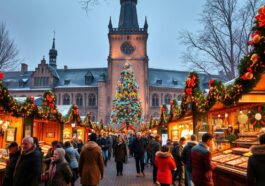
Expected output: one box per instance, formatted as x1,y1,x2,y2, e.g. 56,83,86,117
0,75,38,183
82,112,93,142
33,91,63,147
62,104,83,142
167,73,205,141
208,75,265,186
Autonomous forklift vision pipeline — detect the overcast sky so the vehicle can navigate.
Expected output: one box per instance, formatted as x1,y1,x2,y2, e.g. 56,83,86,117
0,0,206,71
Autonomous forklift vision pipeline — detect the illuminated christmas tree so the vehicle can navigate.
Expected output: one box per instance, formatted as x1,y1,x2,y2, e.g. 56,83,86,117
110,62,143,128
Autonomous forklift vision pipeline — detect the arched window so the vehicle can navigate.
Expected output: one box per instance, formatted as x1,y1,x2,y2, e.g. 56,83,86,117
152,94,159,107
88,93,96,106
63,94,70,105
164,94,171,104
76,94,83,107
177,94,183,101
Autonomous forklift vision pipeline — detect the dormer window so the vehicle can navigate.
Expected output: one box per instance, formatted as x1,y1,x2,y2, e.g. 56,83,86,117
64,79,71,85
172,79,178,85
85,71,94,85
156,79,162,85
19,78,28,87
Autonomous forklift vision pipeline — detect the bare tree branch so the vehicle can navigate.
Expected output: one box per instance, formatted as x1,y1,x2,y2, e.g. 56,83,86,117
79,0,110,12
180,0,265,81
0,23,21,71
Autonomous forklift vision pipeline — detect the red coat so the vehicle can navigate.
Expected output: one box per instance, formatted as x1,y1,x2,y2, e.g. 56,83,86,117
155,151,176,184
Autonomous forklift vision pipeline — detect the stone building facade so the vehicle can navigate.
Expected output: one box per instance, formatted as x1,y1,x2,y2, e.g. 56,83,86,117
3,0,218,124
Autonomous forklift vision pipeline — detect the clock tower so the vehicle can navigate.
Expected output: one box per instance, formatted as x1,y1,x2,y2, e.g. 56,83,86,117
107,0,149,121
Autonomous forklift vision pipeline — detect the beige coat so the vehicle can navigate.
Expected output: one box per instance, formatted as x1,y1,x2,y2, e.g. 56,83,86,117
78,141,104,185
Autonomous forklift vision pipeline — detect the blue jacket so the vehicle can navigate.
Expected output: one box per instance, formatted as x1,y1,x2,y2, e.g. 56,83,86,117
65,146,80,169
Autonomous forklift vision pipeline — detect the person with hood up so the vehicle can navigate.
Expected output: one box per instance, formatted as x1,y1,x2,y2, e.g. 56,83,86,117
155,145,176,186
46,148,73,186
181,135,198,186
79,133,104,186
64,141,80,186
247,133,265,186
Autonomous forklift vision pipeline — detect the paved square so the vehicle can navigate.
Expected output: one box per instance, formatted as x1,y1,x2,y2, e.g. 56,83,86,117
76,157,155,186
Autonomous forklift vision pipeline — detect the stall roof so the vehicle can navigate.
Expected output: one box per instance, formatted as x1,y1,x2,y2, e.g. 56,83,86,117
14,97,43,106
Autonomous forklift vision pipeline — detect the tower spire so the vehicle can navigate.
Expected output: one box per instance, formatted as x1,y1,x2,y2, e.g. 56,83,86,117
49,34,58,69
144,16,148,30
108,17,113,30
118,0,139,29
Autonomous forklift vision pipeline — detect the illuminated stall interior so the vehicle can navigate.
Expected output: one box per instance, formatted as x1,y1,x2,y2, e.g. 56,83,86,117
168,114,193,142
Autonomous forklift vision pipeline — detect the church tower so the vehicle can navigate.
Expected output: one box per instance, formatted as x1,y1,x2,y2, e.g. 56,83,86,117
107,0,149,120
49,37,57,69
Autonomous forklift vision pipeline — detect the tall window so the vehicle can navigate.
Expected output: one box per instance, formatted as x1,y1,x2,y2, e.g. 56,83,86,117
63,94,70,105
34,77,49,86
76,94,83,107
88,93,96,106
165,94,172,104
177,94,183,101
152,94,159,107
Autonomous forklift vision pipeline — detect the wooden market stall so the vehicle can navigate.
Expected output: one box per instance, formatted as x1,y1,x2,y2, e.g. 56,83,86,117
208,74,265,186
33,119,62,145
167,112,194,142
62,104,84,143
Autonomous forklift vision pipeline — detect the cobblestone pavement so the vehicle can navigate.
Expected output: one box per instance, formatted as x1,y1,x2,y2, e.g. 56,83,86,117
75,156,156,186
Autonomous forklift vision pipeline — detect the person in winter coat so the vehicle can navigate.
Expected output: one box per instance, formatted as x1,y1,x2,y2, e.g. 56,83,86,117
172,137,186,186
247,133,265,186
191,133,217,186
64,141,80,186
132,132,147,177
155,145,176,186
98,133,110,166
79,133,104,186
113,134,127,176
13,136,42,186
151,135,161,184
181,134,197,186
46,148,73,186
3,142,20,186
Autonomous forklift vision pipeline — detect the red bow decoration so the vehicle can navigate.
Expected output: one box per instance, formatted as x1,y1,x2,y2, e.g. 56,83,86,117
208,80,215,87
0,72,4,80
186,88,193,95
256,6,265,28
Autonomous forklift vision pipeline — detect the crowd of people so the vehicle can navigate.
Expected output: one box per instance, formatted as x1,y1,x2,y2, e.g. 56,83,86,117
2,131,265,186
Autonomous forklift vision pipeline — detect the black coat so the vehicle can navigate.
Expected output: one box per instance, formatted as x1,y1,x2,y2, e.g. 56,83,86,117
3,150,20,186
171,143,184,167
131,137,146,158
150,140,160,163
181,141,197,172
247,144,265,186
114,142,127,162
13,146,42,186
